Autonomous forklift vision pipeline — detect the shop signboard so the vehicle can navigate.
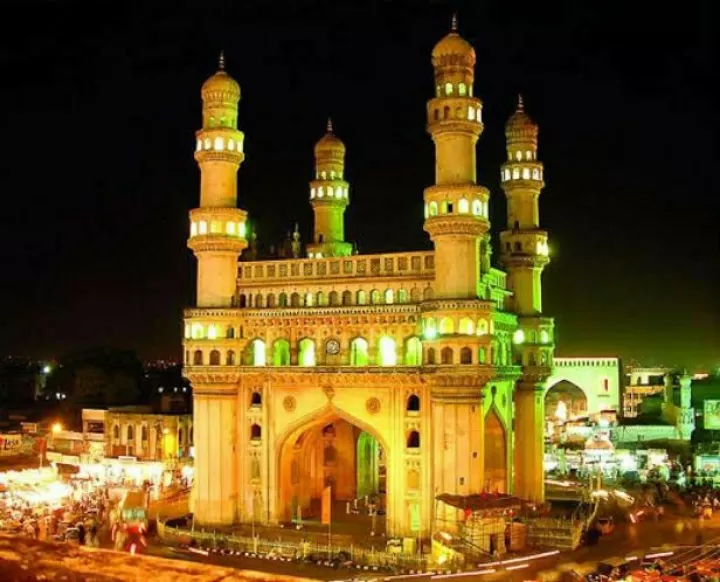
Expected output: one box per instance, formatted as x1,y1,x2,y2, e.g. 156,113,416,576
0,433,22,456
704,400,720,429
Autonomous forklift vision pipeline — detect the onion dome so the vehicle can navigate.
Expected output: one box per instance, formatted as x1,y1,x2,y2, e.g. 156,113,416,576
314,118,346,157
431,14,476,67
201,51,241,102
505,94,538,142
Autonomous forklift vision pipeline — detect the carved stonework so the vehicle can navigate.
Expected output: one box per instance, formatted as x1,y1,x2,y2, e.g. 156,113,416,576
283,395,296,412
366,397,381,415
323,385,335,401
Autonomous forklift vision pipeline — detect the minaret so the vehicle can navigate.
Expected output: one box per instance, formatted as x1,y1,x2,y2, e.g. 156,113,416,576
500,96,554,503
307,119,352,258
424,15,490,299
188,52,248,307
185,53,245,527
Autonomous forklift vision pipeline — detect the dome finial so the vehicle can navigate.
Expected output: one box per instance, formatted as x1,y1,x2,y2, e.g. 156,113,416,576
517,93,524,111
451,13,458,32
326,117,333,134
218,50,225,71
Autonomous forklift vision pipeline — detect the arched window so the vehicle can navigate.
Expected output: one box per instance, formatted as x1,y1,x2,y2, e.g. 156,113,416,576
185,350,190,363
426,348,436,365
356,290,367,305
429,201,438,216
397,289,408,304
272,338,290,366
290,292,300,307
384,289,394,304
305,292,314,306
316,291,326,306
458,82,467,96
278,293,288,307
404,337,422,366
407,430,420,448
407,394,420,412
439,317,454,335
141,426,148,441
458,198,469,214
127,425,134,441
512,168,520,179
459,317,474,335
443,105,450,119
370,290,381,304
298,338,316,367
226,350,235,365
460,347,472,364
423,287,434,300
350,338,369,366
266,293,276,308
193,350,203,365
410,287,421,302
178,428,184,445
472,200,482,216
238,294,247,308
377,336,397,366
342,290,352,305
445,82,453,95
478,347,486,363
522,168,531,180
329,291,340,306
250,339,266,366
250,424,262,440
226,326,235,339
254,293,263,308
424,317,437,339
477,319,489,336
441,347,453,365
532,168,540,180
209,350,221,365
251,391,262,406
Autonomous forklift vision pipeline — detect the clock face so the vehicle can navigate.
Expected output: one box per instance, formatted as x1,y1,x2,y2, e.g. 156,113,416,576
326,339,341,355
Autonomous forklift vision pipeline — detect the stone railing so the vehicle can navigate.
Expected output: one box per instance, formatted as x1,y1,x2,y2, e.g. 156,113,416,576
238,251,435,282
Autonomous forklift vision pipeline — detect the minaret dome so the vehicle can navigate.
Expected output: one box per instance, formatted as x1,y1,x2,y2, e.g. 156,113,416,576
505,95,538,146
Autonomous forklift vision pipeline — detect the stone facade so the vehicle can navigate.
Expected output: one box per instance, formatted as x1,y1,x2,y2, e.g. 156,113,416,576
183,24,554,538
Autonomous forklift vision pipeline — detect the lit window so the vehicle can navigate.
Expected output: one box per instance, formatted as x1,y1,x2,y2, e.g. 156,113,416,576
252,340,266,366
458,198,469,214
476,320,488,336
424,204,429,219
476,107,481,122
378,336,397,366
459,317,474,335
237,222,246,237
318,187,324,198
305,292,314,306
350,338,369,366
526,151,532,160
199,221,208,235
344,187,349,198
438,318,454,334
214,137,224,151
311,188,316,199
210,221,222,234
468,108,475,121
190,222,198,236
532,168,540,180
191,323,204,339
196,139,202,152
384,289,394,304
423,318,437,340
204,138,211,150
445,83,453,95
328,186,334,198
515,151,522,161
471,200,482,216
512,168,520,180
226,222,236,235
513,329,525,344
184,324,190,338
540,330,550,344
429,201,438,216
308,252,314,259
458,83,467,96
316,252,323,258
330,171,335,179
321,171,326,179
237,140,243,153
299,338,316,367
522,168,530,180
504,169,511,181
207,325,218,340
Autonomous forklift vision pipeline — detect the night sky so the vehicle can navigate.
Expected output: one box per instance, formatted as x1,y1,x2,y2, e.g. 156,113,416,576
0,1,716,368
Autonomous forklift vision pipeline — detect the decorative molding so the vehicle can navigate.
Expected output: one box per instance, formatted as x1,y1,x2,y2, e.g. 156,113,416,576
282,396,297,412
366,397,381,415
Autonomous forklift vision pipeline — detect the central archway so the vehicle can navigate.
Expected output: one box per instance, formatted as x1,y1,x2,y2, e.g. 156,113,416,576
545,381,588,422
485,408,507,493
276,409,388,532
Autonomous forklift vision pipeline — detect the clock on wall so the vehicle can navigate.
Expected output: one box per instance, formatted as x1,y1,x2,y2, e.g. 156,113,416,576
325,339,341,355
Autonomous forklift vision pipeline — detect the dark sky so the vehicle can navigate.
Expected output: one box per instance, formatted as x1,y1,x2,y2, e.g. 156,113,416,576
0,1,717,368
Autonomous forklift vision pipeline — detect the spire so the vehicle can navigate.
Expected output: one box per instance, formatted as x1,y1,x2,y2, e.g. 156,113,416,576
326,117,333,134
451,13,458,32
517,93,524,112
218,50,225,71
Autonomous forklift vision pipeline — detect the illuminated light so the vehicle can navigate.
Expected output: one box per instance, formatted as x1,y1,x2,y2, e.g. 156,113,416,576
226,222,236,235
471,200,482,216
458,198,469,214
252,339,266,366
184,325,190,339
539,330,549,344
476,107,481,121
378,336,397,366
505,564,528,571
316,252,323,258
350,337,369,366
298,338,316,367
328,186,334,198
438,317,454,335
467,107,475,121
207,325,218,340
198,221,207,235
195,139,202,152
228,138,235,150
317,187,324,198
532,168,540,180
191,323,204,339
237,222,246,238
645,551,674,559
311,188,316,199
213,137,224,151
424,204,429,219
515,151,522,161
42,365,52,374
190,222,197,237
429,201,438,217
423,318,437,340
444,82,453,95
513,329,525,344
203,138,211,150
458,317,474,335
512,168,520,179
458,82,467,96
344,187,349,198
210,220,222,234
503,169,510,181
52,423,62,434
522,168,530,180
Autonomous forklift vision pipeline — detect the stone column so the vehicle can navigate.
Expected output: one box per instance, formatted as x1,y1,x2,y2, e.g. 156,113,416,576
513,381,545,502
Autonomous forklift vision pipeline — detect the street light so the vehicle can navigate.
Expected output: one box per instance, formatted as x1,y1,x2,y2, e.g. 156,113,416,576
52,422,62,434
